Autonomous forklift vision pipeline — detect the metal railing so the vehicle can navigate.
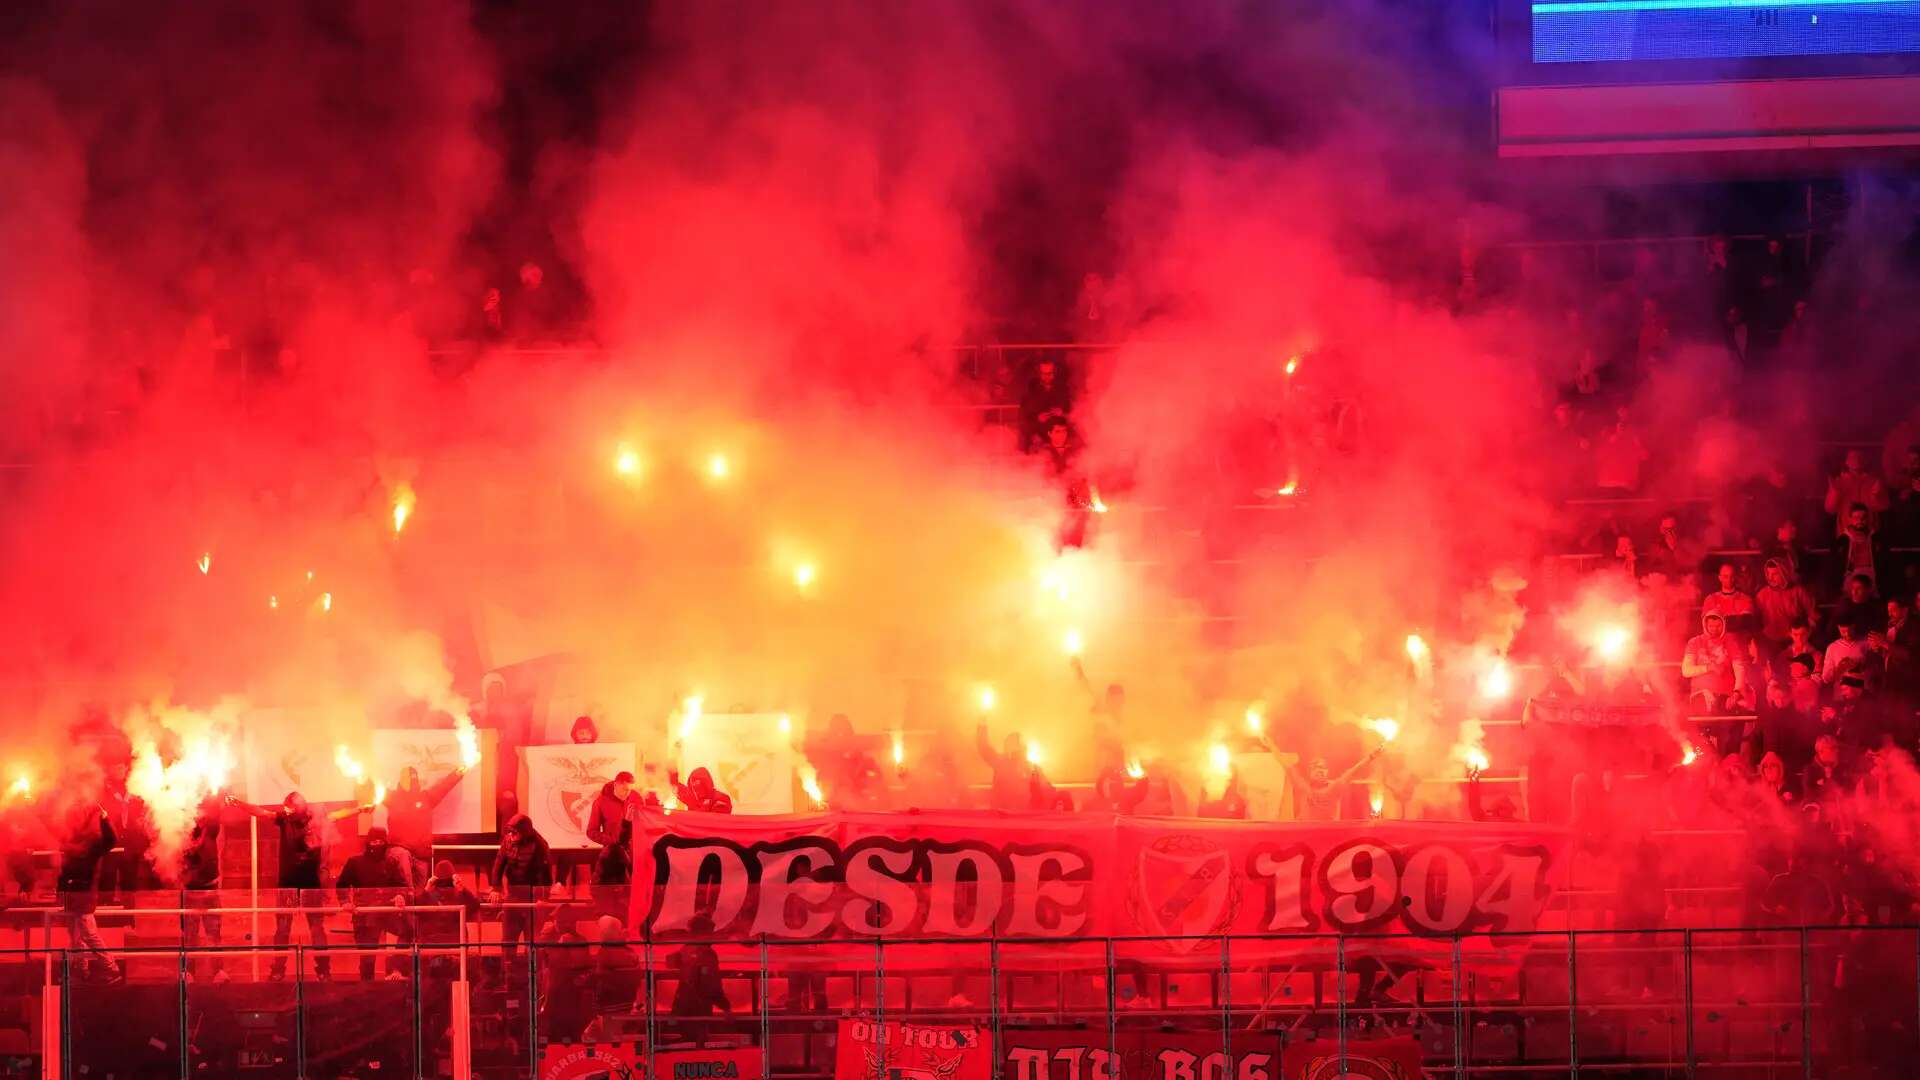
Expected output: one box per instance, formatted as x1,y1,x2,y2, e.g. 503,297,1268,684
11,890,1920,1079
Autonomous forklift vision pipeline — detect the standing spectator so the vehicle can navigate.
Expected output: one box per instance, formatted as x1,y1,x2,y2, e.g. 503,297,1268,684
1646,513,1702,582
1826,452,1889,537
179,794,226,982
1635,296,1671,365
510,262,561,343
1754,559,1818,660
1683,612,1747,712
1039,418,1082,480
670,915,731,1019
57,804,121,984
1834,507,1892,595
1883,461,1920,554
670,768,733,814
1787,642,1824,707
491,814,553,963
1755,751,1797,807
1800,735,1851,806
1083,766,1149,814
384,762,468,887
586,773,636,849
1824,615,1871,687
1277,749,1381,821
1723,305,1751,364
569,715,599,745
1834,575,1886,636
804,714,887,810
1762,517,1817,585
1702,562,1758,637
1019,358,1073,454
1878,593,1920,698
1593,409,1650,494
976,725,1040,811
336,827,410,981
230,791,369,981
478,287,506,342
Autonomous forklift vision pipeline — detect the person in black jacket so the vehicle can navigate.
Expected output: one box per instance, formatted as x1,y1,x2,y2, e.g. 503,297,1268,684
57,803,121,983
231,791,369,980
385,764,467,888
179,794,226,980
337,827,411,980
491,814,553,958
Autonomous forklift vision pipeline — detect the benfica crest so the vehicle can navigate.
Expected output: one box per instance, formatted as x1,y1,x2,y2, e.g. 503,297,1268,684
1125,834,1240,952
1285,1037,1424,1080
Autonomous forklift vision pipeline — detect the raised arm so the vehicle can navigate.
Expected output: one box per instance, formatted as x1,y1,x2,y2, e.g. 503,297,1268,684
326,802,372,823
975,725,1001,768
1332,749,1382,788
423,765,467,809
227,796,278,822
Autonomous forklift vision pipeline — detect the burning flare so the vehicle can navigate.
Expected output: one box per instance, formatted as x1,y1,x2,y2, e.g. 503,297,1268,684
196,552,212,575
777,714,792,736
1593,624,1634,664
1404,634,1428,662
677,695,704,739
1369,790,1385,817
454,715,482,770
1285,355,1300,376
799,765,825,808
7,774,29,799
1124,757,1145,781
373,783,387,806
391,483,416,535
335,745,367,784
1363,717,1400,743
1480,658,1514,701
976,685,997,712
1681,743,1700,767
1024,741,1044,767
1089,489,1108,514
792,562,817,590
614,443,642,477
1244,707,1264,735
1062,628,1084,657
1465,748,1491,773
891,731,905,767
706,453,731,481
1207,743,1232,776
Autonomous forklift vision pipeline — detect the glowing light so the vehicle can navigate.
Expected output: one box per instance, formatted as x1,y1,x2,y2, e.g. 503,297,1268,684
335,745,366,784
7,775,29,799
614,444,642,477
1681,744,1700,767
373,783,387,806
891,732,905,767
1062,628,1084,657
1208,743,1233,776
1025,741,1044,767
1369,791,1384,817
391,484,415,535
1480,658,1513,701
1124,757,1146,781
268,595,279,610
678,695,704,739
1244,708,1264,735
977,685,997,712
1594,624,1633,663
306,570,315,583
799,766,825,808
1364,717,1401,743
196,553,211,575
320,592,333,612
1285,355,1300,376
1405,634,1428,662
1040,570,1069,602
777,714,792,736
1465,748,1491,773
793,562,817,590
706,453,730,481
454,715,482,769
1089,489,1109,514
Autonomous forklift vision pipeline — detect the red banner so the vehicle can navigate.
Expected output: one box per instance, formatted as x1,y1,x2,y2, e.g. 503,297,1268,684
1280,1037,1423,1079
653,1047,764,1080
633,811,1565,965
834,1018,991,1080
998,1026,1283,1080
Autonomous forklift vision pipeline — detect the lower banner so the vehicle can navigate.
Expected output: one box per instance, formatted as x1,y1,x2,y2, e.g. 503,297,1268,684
1523,694,1666,728
538,1043,642,1080
835,1019,991,1080
1280,1036,1424,1080
1000,1026,1282,1080
637,810,1568,966
536,1045,763,1080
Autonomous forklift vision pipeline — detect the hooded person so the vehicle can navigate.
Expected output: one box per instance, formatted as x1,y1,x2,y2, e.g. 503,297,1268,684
492,814,553,955
385,762,468,888
1082,764,1149,815
569,715,599,745
671,767,733,814
805,714,886,810
1682,612,1746,713
975,726,1038,811
415,859,482,948
336,826,410,981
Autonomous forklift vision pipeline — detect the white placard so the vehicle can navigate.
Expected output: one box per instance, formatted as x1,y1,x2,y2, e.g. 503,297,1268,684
370,728,490,833
676,713,794,814
522,742,637,848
